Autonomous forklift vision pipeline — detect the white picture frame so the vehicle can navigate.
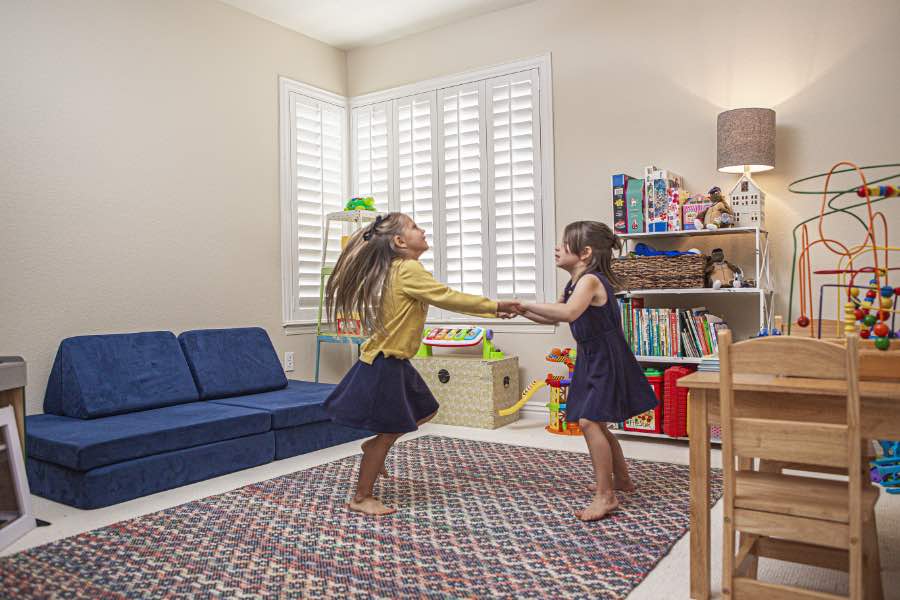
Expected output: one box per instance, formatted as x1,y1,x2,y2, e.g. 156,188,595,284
0,405,35,552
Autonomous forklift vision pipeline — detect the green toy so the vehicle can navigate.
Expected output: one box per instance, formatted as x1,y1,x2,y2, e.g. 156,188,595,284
414,327,504,360
344,197,376,211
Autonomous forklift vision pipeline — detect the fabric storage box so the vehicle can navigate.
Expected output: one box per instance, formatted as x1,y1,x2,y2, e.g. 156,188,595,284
411,356,519,429
611,254,706,290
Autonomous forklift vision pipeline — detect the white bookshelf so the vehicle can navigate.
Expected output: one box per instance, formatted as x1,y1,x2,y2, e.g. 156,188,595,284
615,227,771,443
618,226,771,344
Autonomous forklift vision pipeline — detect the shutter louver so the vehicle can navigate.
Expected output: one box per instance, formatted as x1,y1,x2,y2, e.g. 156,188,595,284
440,84,485,297
489,70,540,301
352,102,391,209
395,94,438,275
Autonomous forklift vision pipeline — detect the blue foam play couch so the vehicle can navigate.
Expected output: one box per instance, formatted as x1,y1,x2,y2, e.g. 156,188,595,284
25,327,368,509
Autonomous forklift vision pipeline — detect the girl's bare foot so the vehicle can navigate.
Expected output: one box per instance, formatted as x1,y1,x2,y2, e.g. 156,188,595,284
361,439,389,477
574,493,619,521
348,496,397,516
587,476,636,493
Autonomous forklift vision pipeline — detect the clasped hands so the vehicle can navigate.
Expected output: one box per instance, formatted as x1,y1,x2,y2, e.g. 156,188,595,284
496,300,531,320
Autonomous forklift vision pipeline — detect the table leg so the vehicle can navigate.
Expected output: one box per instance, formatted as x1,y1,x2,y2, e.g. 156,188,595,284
690,388,711,600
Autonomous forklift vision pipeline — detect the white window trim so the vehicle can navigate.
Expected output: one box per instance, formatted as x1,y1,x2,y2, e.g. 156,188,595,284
281,54,557,334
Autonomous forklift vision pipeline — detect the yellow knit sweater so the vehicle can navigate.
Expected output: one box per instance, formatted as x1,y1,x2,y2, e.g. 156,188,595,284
359,259,498,363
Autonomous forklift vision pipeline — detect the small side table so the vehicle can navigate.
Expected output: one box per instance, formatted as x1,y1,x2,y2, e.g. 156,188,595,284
0,357,26,454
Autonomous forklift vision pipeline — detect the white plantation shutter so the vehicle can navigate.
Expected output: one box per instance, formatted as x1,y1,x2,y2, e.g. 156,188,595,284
289,92,345,320
351,102,391,209
393,93,438,275
439,83,486,298
488,69,541,301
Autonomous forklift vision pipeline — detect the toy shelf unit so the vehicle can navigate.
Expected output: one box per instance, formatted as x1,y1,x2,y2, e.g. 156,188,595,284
617,226,773,343
610,227,771,443
314,209,383,382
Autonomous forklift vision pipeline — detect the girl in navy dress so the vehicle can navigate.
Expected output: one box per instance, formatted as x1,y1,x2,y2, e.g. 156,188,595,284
324,212,520,516
517,221,657,520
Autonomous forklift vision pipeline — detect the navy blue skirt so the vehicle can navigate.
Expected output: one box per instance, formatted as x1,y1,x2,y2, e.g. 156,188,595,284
324,354,439,434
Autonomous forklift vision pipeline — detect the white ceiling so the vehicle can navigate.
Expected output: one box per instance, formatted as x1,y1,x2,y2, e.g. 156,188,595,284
219,0,533,50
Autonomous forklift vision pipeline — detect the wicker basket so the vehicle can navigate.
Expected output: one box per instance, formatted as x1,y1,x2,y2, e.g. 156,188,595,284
611,254,706,290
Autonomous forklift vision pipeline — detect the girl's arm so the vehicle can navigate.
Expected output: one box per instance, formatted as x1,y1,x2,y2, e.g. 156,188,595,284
519,309,558,325
521,275,605,323
399,259,501,317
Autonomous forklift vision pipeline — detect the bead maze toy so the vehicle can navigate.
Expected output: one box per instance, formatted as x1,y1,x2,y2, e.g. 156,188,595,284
788,162,899,349
870,440,900,494
498,347,582,435
415,327,504,360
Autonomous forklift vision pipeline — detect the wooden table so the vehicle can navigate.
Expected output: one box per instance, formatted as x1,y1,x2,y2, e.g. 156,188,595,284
679,370,900,600
0,357,26,454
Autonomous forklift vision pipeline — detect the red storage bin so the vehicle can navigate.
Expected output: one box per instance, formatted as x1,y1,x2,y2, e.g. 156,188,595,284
625,369,664,433
663,365,696,437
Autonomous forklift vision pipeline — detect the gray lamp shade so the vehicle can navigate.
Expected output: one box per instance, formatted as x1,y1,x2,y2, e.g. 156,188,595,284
717,108,775,173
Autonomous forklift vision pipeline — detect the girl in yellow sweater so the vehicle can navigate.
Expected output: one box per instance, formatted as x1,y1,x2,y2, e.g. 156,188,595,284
323,212,520,515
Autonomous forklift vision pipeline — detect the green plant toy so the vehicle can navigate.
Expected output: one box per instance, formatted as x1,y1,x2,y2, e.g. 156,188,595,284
344,197,376,211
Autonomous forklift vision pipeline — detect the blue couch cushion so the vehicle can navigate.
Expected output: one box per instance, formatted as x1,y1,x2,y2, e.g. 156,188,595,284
211,379,336,429
26,402,271,471
44,331,200,419
274,421,370,460
27,432,275,509
178,327,288,400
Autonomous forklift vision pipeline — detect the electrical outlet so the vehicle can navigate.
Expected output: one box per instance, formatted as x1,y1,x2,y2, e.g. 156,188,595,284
284,352,294,372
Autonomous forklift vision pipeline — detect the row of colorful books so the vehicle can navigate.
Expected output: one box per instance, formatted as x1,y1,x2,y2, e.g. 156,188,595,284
619,298,726,358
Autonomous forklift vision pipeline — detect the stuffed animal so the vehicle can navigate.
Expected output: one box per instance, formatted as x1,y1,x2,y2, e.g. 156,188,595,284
693,186,735,230
705,248,743,289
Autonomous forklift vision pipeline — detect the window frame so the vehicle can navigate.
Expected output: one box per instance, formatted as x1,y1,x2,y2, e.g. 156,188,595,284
280,54,556,334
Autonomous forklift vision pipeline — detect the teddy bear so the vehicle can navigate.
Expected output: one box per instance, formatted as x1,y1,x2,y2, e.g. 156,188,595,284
693,186,735,230
705,247,743,289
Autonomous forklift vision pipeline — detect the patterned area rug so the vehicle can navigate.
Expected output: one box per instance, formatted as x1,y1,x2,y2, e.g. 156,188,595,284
1,436,721,599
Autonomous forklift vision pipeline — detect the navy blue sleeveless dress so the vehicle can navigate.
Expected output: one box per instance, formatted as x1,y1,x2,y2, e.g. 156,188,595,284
564,272,658,423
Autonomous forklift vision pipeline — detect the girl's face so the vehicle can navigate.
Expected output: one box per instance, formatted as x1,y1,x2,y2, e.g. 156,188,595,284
395,217,429,258
555,241,589,270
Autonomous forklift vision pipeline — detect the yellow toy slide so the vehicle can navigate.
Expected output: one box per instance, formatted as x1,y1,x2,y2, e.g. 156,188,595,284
498,379,547,416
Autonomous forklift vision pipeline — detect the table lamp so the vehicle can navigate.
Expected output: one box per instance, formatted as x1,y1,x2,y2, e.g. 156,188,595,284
717,108,775,228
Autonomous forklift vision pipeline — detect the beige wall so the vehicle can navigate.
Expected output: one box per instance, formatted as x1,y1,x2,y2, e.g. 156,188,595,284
0,0,349,412
348,0,900,390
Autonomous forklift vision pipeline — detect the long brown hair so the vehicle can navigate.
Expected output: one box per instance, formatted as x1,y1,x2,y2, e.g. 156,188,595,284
325,212,409,336
562,221,623,290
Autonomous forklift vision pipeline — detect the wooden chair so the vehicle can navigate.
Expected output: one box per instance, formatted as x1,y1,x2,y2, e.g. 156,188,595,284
719,329,883,599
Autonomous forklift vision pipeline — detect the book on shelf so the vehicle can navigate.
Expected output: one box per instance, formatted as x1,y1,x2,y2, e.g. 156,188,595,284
697,355,720,372
619,298,727,359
